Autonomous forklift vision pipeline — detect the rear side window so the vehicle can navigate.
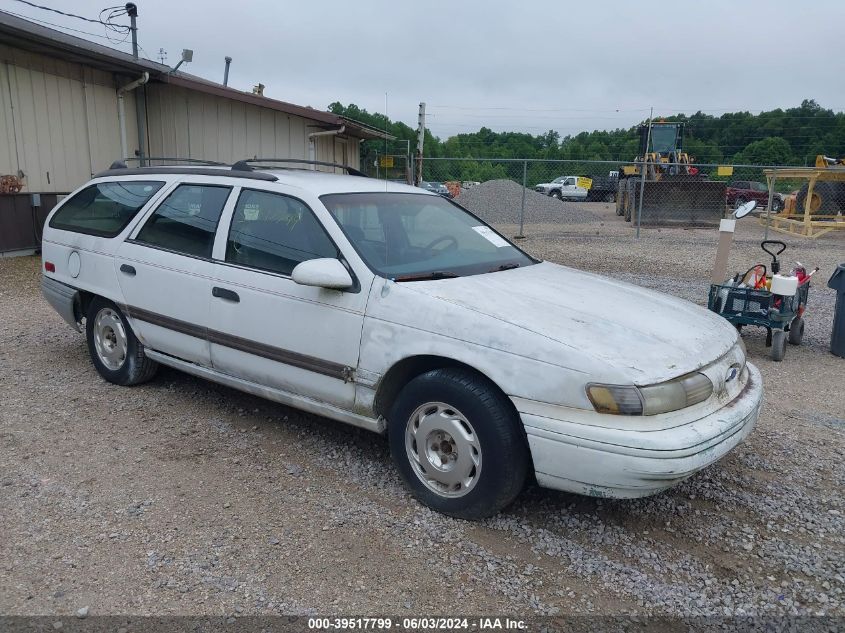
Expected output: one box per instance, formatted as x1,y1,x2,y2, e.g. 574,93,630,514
134,184,231,258
49,181,164,237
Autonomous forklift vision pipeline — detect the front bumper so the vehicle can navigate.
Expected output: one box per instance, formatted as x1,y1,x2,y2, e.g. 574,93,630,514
518,362,762,498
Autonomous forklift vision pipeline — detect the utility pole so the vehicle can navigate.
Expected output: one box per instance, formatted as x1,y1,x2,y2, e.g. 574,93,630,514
127,3,138,59
125,3,146,166
415,102,426,186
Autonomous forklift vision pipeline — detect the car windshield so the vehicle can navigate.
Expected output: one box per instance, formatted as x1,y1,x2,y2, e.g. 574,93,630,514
321,192,535,280
552,177,566,183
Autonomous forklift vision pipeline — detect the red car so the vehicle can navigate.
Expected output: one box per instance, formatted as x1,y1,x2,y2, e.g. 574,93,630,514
726,180,784,212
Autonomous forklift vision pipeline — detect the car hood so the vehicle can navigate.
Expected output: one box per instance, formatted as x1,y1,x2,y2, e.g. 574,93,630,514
405,261,738,384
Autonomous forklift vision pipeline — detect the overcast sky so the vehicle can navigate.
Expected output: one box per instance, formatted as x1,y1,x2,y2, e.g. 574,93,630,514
3,0,845,140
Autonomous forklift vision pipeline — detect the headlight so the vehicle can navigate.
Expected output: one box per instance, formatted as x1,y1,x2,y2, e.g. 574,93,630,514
587,372,713,416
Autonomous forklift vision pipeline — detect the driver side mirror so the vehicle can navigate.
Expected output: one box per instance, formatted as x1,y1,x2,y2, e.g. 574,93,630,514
291,258,353,290
734,200,757,219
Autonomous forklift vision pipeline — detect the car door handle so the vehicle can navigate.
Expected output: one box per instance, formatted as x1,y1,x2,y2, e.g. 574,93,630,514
119,264,136,276
212,287,240,303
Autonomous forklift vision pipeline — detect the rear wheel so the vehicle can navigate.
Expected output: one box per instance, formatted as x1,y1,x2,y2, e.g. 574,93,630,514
772,197,784,213
788,316,805,345
86,297,158,385
771,330,787,362
388,368,529,520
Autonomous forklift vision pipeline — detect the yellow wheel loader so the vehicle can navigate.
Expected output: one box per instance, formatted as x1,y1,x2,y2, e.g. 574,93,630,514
615,122,727,227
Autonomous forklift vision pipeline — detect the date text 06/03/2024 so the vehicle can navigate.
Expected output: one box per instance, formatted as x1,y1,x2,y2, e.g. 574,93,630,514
307,617,528,630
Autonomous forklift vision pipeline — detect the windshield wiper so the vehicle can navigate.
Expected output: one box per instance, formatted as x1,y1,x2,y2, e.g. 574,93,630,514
492,262,521,271
393,271,460,282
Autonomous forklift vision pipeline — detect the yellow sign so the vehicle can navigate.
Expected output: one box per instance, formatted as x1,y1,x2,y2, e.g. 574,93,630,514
379,156,394,168
717,165,734,176
577,176,593,190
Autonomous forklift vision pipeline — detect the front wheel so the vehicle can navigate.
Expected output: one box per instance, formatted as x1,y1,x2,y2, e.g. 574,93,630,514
86,297,158,385
388,368,530,520
550,190,562,200
771,330,787,362
788,316,805,345
734,197,747,210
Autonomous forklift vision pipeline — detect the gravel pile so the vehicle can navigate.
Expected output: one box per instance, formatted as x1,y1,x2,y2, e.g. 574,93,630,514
1,211,843,619
456,179,599,225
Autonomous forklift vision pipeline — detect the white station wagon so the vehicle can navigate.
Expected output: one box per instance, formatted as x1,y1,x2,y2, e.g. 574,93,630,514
41,160,762,519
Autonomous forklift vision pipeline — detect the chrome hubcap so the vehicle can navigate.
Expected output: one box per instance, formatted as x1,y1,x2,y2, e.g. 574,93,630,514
405,402,481,498
93,308,127,371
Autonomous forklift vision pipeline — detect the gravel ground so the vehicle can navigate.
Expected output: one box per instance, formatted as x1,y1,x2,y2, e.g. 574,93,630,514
455,179,598,225
1,205,843,620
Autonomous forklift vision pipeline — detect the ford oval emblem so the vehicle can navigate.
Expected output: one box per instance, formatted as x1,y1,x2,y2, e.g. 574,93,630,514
725,364,740,383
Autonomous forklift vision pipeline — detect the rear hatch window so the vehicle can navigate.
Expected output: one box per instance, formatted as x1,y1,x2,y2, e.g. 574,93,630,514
49,181,164,237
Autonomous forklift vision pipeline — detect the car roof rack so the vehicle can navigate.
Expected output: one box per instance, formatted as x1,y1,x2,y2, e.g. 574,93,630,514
110,157,229,169
96,160,278,182
231,158,368,177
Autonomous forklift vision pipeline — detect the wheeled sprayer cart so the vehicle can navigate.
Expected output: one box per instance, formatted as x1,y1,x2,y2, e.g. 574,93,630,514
708,240,818,361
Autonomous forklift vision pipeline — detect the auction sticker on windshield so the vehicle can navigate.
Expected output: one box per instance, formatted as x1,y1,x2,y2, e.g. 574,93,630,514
472,225,509,247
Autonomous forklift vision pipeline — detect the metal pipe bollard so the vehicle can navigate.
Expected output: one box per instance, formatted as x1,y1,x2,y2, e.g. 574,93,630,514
828,263,845,358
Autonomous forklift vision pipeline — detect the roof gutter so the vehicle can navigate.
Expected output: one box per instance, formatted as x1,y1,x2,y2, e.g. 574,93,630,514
308,125,345,170
117,71,149,161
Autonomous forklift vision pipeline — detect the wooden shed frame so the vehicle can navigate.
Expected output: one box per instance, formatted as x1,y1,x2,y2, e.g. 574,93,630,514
761,166,845,238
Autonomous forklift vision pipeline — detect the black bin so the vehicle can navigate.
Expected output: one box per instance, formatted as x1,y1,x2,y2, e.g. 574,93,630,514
829,263,845,358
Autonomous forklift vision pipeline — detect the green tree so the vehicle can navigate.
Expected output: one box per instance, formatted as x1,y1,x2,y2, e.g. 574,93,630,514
733,137,794,166
328,100,845,174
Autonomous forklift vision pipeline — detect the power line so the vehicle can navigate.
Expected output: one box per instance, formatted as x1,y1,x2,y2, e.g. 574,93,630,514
10,0,129,31
430,105,652,114
431,103,845,115
3,9,132,46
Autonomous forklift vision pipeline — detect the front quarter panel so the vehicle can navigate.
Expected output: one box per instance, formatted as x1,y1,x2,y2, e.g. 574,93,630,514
359,278,617,410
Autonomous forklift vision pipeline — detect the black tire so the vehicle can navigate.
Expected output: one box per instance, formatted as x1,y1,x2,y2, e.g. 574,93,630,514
550,190,562,200
86,297,158,386
771,330,787,362
772,197,784,213
605,191,616,203
624,180,637,222
388,368,530,520
615,181,626,216
788,316,805,345
795,182,845,216
733,197,747,210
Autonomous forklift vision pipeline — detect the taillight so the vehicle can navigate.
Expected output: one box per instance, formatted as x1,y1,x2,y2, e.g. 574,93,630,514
44,261,55,272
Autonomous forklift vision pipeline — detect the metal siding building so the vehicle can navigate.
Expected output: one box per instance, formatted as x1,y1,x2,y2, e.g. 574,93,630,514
144,83,354,169
0,11,387,194
0,43,138,193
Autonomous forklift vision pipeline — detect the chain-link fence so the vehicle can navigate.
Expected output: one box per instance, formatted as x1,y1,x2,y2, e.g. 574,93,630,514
390,157,836,237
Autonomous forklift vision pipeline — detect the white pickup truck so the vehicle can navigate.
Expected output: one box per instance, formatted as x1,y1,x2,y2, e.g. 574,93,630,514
534,176,589,201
